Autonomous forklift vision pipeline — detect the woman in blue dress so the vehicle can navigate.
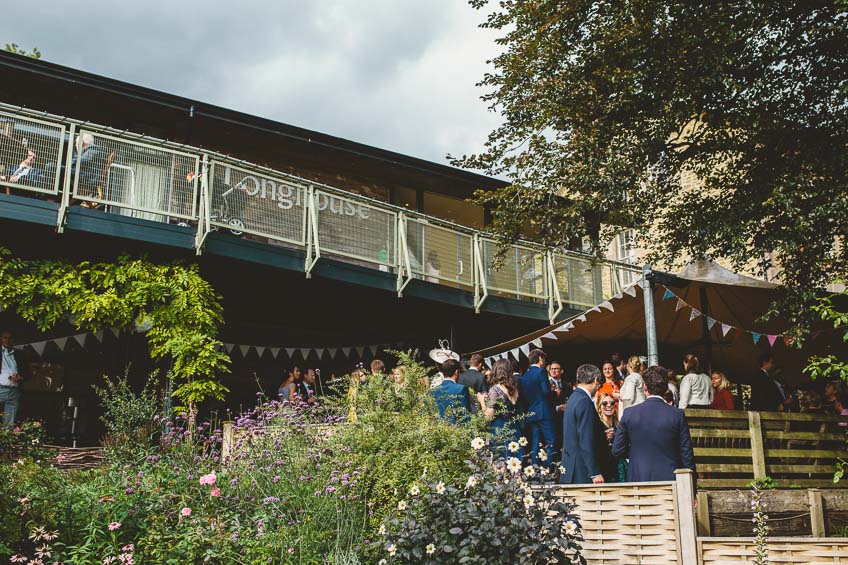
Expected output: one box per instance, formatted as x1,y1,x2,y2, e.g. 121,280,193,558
485,358,521,460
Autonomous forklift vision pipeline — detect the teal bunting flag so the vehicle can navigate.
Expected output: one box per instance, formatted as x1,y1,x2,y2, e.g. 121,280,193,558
706,317,717,330
662,288,675,301
751,332,762,344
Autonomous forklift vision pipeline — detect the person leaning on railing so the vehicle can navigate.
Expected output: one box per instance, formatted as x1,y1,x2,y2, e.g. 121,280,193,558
709,371,735,410
678,353,713,409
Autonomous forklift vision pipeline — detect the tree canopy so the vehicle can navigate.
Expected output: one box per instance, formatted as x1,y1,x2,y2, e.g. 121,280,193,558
455,1,848,332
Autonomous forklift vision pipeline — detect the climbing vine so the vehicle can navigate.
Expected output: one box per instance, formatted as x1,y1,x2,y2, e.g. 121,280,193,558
0,248,230,407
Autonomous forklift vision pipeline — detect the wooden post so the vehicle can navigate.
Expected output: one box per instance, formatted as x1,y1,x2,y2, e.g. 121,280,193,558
696,491,711,536
809,488,825,537
675,469,699,565
747,411,767,479
221,420,234,462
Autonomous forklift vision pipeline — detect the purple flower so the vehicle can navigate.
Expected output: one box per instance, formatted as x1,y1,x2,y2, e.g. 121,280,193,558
326,486,336,494
272,476,281,483
125,488,135,495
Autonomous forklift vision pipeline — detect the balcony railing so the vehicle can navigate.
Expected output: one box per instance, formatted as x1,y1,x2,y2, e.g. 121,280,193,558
0,103,641,321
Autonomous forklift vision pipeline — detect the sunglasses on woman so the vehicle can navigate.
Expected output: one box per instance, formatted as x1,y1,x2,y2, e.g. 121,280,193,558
601,401,616,407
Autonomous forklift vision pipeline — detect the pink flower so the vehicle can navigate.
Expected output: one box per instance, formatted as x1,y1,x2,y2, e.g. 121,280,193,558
210,487,221,497
199,472,217,486
108,521,122,531
180,507,192,517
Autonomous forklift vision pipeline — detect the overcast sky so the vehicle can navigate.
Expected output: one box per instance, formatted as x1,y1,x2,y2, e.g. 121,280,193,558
1,1,502,166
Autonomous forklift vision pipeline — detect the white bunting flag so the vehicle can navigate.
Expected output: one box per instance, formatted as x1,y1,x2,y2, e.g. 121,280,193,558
255,346,266,358
93,330,104,343
565,321,575,330
689,309,701,322
239,345,250,357
73,333,87,348
623,285,637,297
519,343,531,356
721,323,732,337
299,348,311,359
54,337,68,351
600,301,615,312
315,348,324,359
270,347,280,359
341,347,351,358
591,306,602,313
285,348,296,358
355,346,365,358
675,299,686,312
531,338,543,348
613,293,623,300
224,343,234,354
369,345,378,356
510,347,520,360
328,348,337,359
577,314,587,323
31,341,47,356
109,327,120,339
542,332,557,340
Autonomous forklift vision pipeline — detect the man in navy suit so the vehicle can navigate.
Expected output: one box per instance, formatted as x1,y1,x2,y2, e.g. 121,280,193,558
612,365,696,485
560,364,608,484
519,349,555,465
432,358,472,424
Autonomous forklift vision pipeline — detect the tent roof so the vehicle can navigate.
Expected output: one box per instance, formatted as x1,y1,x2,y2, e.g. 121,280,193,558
472,260,838,385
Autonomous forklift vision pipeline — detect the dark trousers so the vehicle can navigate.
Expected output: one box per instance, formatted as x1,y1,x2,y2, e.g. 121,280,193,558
528,419,555,466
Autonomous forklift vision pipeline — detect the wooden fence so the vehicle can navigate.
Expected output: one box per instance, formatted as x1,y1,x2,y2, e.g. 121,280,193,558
698,537,848,564
686,409,848,488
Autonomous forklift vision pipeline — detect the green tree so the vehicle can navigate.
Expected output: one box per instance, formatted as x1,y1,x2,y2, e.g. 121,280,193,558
4,43,41,59
454,1,847,338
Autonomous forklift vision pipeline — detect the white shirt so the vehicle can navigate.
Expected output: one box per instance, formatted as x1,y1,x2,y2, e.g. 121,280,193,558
678,372,714,409
0,347,19,387
621,372,646,410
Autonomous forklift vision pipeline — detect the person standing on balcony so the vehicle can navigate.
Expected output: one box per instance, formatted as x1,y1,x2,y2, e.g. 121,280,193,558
0,330,27,425
678,354,714,409
612,365,696,486
518,349,555,465
458,353,489,413
620,355,646,411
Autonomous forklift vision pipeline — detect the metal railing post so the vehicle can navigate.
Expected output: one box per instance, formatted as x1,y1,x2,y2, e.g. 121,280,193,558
56,123,76,233
304,186,320,278
473,234,488,313
546,251,563,323
194,155,211,254
396,213,413,297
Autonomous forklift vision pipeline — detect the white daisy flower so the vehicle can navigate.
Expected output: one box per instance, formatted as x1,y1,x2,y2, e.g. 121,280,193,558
466,475,478,489
387,544,397,557
435,481,446,494
518,436,528,447
378,524,387,535
523,466,536,478
426,543,436,555
506,457,522,474
523,494,535,508
508,441,520,453
565,520,578,535
397,500,407,511
471,437,486,450
538,449,548,462
409,485,420,496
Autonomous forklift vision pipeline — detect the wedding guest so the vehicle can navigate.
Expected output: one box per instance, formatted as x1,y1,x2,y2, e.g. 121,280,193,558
620,355,646,411
547,361,570,462
560,364,608,484
485,359,521,459
597,361,622,415
0,330,27,425
666,368,680,406
297,368,318,405
596,392,627,482
432,359,472,424
710,371,735,410
519,349,554,465
610,352,628,381
824,380,847,415
750,353,791,411
678,354,713,409
278,369,297,403
612,365,696,485
459,353,489,413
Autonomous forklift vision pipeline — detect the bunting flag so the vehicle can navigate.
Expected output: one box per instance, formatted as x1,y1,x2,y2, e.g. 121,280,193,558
542,332,557,340
623,285,638,297
369,345,378,356
751,332,762,344
511,347,520,360
613,293,623,300
565,321,575,331
554,323,569,332
355,346,365,358
531,338,543,348
109,327,121,339
73,333,87,348
599,301,615,312
285,347,296,358
689,308,701,322
315,347,325,359
224,343,235,353
706,317,717,330
519,343,531,356
328,348,337,359
767,335,778,347
255,346,266,358
239,345,250,357
270,347,280,359
341,347,351,358
590,306,602,313
675,298,686,312
662,288,675,301
576,314,587,323
720,324,732,337
299,348,311,359
30,341,47,356
93,330,104,343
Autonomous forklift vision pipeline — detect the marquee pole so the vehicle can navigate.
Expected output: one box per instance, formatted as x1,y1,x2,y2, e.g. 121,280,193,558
642,264,659,367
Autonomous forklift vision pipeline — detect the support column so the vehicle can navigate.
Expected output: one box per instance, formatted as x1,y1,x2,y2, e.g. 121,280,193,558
642,264,659,367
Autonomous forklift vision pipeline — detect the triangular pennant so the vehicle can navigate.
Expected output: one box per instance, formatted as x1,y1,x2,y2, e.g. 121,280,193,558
255,346,265,358
751,332,762,344
613,293,623,300
542,332,557,340
689,308,701,322
662,288,675,301
767,334,778,347
576,314,587,323
270,347,280,359
224,343,234,353
299,348,311,359
315,347,325,359
369,345,378,356
675,298,686,312
328,348,337,359
239,345,250,357
590,306,602,313
565,321,575,330
54,337,68,351
600,301,614,312
285,348,296,357
531,338,543,348
355,346,365,358
624,285,637,297
519,343,531,356
93,330,104,343
554,323,569,332
341,347,351,358
31,341,47,356
720,324,732,337
511,347,520,359
109,327,120,339
706,317,717,330
73,333,87,348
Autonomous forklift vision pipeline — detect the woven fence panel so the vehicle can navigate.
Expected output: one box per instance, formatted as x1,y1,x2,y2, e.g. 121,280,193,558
698,537,848,564
552,482,680,565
